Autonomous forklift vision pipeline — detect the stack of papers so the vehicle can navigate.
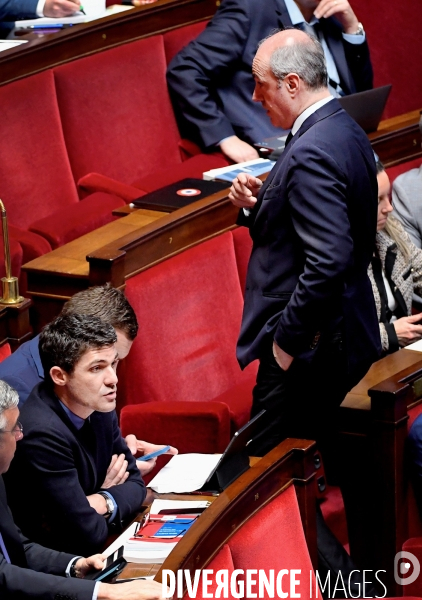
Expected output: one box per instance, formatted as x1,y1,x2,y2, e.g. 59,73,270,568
203,158,275,182
103,500,210,564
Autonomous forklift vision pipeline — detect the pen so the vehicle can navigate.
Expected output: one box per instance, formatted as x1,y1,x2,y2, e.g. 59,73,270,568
29,23,73,28
79,5,86,14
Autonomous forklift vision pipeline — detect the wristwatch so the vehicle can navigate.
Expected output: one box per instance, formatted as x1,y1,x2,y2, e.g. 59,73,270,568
69,558,79,578
98,491,114,517
352,22,364,35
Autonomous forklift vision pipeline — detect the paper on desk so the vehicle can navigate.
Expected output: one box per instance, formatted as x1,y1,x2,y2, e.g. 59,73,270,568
0,40,28,51
405,340,422,352
14,5,132,28
148,454,222,493
150,499,210,513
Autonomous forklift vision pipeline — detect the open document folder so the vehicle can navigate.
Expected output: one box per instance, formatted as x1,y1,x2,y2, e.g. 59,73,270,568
148,410,266,493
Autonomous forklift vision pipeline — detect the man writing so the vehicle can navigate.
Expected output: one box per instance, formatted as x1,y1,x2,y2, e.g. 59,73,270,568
0,379,170,600
0,284,176,477
229,29,380,596
5,314,149,555
167,0,372,163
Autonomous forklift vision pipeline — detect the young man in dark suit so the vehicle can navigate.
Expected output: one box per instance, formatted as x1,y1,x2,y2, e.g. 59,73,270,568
5,314,148,556
0,379,169,600
229,29,380,597
167,0,372,163
0,285,176,477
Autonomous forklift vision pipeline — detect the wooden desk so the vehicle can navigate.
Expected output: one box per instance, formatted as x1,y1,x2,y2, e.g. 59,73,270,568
23,189,238,331
0,0,217,87
338,348,422,595
341,348,422,411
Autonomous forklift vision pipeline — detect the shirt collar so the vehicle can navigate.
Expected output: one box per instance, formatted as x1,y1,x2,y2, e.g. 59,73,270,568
283,0,318,26
58,400,86,430
291,96,334,136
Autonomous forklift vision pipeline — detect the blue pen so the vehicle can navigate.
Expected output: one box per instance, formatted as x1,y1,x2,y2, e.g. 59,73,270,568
29,23,73,28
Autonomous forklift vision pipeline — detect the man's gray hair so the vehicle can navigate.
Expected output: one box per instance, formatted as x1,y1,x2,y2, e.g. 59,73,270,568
269,34,328,90
0,380,19,430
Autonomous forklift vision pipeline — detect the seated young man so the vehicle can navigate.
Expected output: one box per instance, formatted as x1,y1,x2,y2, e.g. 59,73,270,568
0,284,176,477
0,378,169,600
5,313,147,556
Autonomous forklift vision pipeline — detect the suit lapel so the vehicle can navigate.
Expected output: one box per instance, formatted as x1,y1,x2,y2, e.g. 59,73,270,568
250,100,343,223
295,98,343,139
0,477,27,567
275,0,293,30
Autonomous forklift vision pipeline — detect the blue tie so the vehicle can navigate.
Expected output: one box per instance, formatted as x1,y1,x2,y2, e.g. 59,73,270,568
0,531,11,563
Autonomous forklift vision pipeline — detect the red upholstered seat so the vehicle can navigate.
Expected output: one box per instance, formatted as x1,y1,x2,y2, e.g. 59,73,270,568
119,232,257,449
387,159,422,186
53,36,228,200
0,70,124,262
0,343,12,363
120,401,231,455
163,21,207,65
231,227,253,297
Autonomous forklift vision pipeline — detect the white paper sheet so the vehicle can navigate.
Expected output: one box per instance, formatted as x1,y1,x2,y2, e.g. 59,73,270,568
148,453,222,493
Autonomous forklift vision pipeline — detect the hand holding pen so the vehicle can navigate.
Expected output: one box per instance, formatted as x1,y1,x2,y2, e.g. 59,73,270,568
43,0,85,17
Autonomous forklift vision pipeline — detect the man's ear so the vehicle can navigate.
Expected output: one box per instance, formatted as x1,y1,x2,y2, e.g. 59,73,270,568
284,73,300,96
50,366,68,387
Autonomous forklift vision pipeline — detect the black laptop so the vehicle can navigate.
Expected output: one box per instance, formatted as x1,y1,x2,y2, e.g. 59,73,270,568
132,178,229,212
338,84,392,133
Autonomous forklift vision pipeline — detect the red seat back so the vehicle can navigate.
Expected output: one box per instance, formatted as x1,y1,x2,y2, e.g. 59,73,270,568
0,70,78,230
54,37,182,186
121,233,251,412
163,21,208,65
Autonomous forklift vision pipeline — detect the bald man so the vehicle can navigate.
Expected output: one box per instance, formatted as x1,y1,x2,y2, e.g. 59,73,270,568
229,29,380,597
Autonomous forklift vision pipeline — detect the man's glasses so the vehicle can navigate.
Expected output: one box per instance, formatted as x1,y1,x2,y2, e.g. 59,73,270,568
0,421,23,439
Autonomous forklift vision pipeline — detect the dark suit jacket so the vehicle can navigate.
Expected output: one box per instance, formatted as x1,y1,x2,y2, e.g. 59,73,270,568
5,383,146,555
166,0,373,149
237,99,381,381
0,477,95,600
0,0,37,20
0,335,43,406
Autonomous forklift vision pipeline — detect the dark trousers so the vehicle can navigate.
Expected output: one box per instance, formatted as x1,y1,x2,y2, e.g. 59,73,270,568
249,335,378,598
248,332,351,465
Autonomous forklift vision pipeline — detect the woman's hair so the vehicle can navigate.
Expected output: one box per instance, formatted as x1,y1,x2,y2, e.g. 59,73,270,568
376,160,412,263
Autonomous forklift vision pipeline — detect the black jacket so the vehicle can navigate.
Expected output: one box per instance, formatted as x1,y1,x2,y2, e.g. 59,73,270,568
5,382,146,555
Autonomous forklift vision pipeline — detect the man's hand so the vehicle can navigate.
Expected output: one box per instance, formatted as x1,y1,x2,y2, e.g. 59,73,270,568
229,173,263,209
73,554,105,578
394,314,422,347
220,136,259,163
313,0,360,34
43,0,81,17
101,454,129,488
98,579,172,600
125,436,178,476
272,341,294,371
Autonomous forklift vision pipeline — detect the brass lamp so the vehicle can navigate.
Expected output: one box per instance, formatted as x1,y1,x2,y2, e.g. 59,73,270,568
0,199,23,304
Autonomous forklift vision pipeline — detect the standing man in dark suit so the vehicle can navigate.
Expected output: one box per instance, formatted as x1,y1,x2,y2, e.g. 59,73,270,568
5,314,147,556
0,379,169,600
167,0,373,163
229,30,380,596
230,27,380,459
